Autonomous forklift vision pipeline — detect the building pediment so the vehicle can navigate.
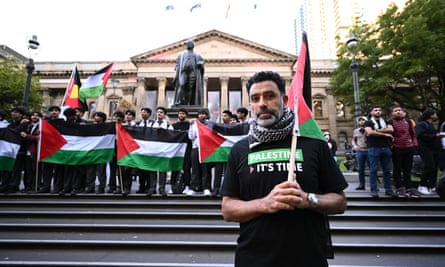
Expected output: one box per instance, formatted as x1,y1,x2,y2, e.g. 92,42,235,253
131,29,296,65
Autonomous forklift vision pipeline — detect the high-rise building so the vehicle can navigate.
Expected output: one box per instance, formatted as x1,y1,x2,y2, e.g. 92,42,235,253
296,0,408,59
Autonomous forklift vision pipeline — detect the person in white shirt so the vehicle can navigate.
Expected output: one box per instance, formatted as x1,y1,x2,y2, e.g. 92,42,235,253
187,108,212,196
150,107,173,196
0,109,9,128
134,108,154,195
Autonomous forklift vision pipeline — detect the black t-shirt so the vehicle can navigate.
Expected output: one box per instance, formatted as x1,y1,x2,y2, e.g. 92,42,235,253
364,119,392,147
221,135,348,267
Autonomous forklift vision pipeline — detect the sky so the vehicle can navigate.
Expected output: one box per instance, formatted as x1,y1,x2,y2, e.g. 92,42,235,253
1,0,302,62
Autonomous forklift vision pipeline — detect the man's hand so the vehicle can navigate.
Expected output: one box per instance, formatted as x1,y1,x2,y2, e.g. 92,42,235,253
261,181,309,213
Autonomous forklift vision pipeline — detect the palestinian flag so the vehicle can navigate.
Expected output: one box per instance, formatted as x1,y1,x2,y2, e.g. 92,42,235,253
116,123,188,172
197,120,249,163
287,32,325,141
0,128,21,171
79,63,114,102
62,65,87,110
38,119,115,165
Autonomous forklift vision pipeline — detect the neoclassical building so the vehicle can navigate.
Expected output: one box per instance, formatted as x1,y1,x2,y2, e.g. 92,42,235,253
5,29,355,149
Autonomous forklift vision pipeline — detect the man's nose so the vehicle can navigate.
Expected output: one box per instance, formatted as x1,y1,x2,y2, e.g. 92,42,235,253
258,97,267,107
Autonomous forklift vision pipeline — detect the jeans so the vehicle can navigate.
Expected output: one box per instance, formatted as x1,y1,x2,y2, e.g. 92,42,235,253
368,147,393,192
356,150,368,187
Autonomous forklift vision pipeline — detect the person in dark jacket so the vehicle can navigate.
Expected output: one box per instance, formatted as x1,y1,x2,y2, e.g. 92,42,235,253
415,109,445,194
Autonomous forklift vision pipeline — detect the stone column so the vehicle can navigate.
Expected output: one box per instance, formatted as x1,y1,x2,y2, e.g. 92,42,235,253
285,78,292,95
203,77,208,108
220,77,229,113
41,88,50,109
135,77,146,109
157,77,167,107
327,94,337,138
241,77,249,109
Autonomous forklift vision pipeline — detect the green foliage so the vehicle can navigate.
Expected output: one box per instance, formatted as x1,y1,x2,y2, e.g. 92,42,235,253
0,58,42,114
330,0,445,121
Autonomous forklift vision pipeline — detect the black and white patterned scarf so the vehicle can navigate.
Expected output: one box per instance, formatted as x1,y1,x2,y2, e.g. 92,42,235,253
249,107,295,146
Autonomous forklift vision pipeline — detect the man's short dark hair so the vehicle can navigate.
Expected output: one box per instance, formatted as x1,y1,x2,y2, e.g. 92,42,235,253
32,111,43,118
178,108,188,115
63,108,76,118
370,105,382,111
94,111,107,121
198,108,210,118
48,105,61,112
156,106,167,115
74,107,85,113
222,110,232,116
246,71,285,95
11,107,26,115
113,111,125,120
140,107,152,115
237,107,248,116
125,109,136,117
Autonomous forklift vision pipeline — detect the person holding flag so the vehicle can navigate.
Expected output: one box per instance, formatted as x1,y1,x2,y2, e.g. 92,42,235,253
220,71,348,266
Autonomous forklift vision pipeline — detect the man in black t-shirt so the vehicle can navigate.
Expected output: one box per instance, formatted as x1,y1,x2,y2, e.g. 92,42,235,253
364,105,394,198
221,71,348,267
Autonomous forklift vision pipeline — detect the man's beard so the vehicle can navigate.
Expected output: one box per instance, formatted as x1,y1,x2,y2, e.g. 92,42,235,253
252,107,284,127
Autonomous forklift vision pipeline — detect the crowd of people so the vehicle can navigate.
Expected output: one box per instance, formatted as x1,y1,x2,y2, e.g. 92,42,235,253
0,104,250,197
352,105,445,199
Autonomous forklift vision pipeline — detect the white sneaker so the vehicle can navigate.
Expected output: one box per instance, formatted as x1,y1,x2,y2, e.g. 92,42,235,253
182,186,190,194
203,189,211,196
418,186,431,195
186,189,195,196
167,189,173,194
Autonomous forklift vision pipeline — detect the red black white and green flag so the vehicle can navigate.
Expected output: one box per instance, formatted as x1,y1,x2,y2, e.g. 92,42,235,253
197,120,249,163
38,119,115,165
0,128,21,171
116,123,189,172
61,65,87,110
287,32,325,141
79,63,114,103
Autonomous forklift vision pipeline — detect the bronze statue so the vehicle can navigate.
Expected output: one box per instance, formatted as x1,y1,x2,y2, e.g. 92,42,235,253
173,40,204,106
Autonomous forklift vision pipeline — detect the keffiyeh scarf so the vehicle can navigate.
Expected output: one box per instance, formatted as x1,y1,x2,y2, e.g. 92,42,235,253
249,107,295,146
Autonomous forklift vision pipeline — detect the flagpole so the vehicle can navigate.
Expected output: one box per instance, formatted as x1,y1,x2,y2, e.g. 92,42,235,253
118,166,124,194
60,64,76,107
34,156,40,193
287,135,297,182
36,118,42,192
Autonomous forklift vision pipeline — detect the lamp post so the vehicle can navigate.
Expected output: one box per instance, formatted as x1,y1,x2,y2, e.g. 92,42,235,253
347,35,361,126
23,35,40,110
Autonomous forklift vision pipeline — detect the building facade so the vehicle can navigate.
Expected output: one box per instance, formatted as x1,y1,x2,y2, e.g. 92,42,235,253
5,29,355,150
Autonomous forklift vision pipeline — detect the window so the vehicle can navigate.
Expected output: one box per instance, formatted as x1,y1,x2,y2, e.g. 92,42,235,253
229,90,241,115
109,101,117,117
336,101,345,120
166,90,175,108
208,91,220,122
145,91,157,113
313,99,323,118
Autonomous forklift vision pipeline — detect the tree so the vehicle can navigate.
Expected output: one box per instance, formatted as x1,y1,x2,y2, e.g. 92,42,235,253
0,58,42,114
330,0,445,122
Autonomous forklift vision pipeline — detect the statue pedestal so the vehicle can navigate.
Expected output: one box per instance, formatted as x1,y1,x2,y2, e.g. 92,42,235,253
167,105,204,120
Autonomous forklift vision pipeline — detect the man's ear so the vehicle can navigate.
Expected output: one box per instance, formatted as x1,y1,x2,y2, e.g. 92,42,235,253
283,95,288,106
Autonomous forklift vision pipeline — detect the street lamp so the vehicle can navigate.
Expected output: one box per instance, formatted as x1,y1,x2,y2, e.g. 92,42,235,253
23,35,40,110
347,35,361,126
